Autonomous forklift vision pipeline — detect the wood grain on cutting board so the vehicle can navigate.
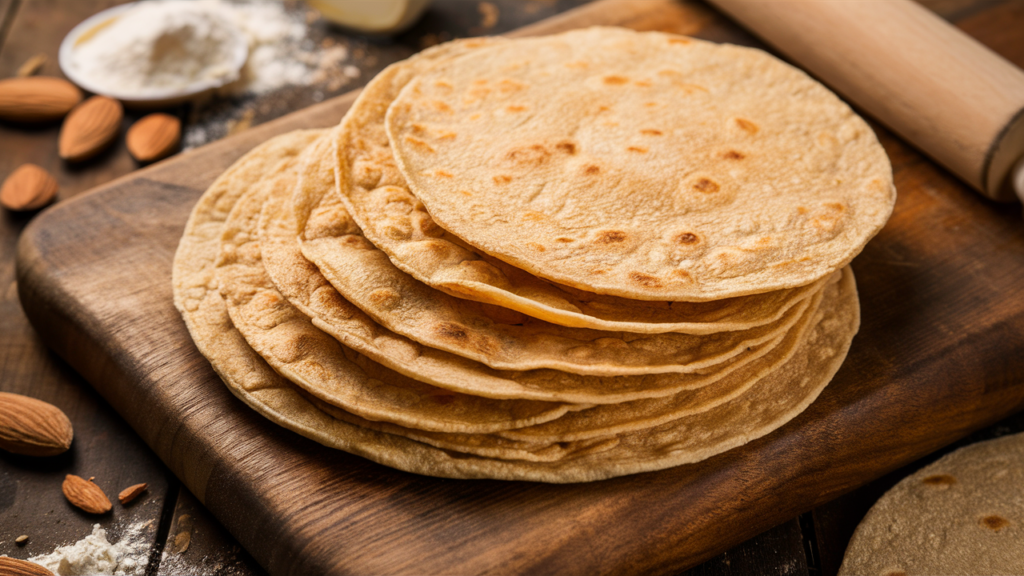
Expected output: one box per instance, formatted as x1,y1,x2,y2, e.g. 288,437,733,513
14,1,1024,574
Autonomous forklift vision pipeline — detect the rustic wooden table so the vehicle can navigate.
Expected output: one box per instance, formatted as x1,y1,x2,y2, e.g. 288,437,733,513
1,1,1022,575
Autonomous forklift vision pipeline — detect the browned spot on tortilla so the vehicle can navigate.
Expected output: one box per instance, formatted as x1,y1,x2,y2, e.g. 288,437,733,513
603,75,629,85
435,322,469,341
430,100,453,113
668,38,691,45
736,118,759,134
693,178,720,193
555,237,574,243
596,230,627,244
644,102,659,107
634,79,652,87
368,288,401,310
673,269,693,281
980,515,1010,531
506,144,551,166
410,123,427,135
641,129,663,136
434,169,453,178
527,242,546,252
797,206,809,215
825,202,846,212
493,174,513,184
404,136,435,153
584,164,601,175
597,105,610,113
674,232,700,245
884,571,908,576
627,146,648,153
922,474,956,487
590,268,609,275
629,271,663,288
722,150,745,160
434,79,453,89
565,60,589,69
469,113,482,121
522,211,546,222
459,190,472,197
506,104,526,112
422,240,453,259
556,141,577,154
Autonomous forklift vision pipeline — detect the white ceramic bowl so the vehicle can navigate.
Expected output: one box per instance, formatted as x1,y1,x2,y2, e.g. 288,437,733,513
59,2,248,108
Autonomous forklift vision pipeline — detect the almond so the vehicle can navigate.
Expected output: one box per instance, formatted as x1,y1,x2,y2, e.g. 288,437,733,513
0,76,82,122
126,113,180,162
0,557,54,576
62,474,112,514
59,96,123,162
0,392,73,456
119,482,148,505
1,164,59,211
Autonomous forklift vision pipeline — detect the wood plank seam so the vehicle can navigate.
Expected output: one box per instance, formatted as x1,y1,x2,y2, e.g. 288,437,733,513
0,0,21,54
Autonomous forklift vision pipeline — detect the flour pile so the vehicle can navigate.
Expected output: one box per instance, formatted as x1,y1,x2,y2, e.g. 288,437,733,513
70,0,339,98
28,523,149,576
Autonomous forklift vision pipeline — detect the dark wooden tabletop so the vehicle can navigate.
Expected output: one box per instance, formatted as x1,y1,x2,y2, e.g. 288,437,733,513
1,1,1022,575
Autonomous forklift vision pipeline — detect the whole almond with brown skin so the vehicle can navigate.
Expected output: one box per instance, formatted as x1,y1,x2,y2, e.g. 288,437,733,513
118,482,148,505
62,474,112,514
0,557,55,576
1,164,58,211
0,76,82,122
0,392,73,456
126,113,180,162
59,95,123,162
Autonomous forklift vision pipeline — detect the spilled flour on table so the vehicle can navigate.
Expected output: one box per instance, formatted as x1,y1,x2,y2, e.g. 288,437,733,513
27,522,150,576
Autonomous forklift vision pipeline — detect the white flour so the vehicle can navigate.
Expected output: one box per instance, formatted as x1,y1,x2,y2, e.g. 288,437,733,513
27,523,149,576
71,1,244,96
71,0,342,97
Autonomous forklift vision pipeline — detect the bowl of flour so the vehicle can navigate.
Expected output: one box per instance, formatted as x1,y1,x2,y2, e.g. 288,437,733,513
60,1,249,106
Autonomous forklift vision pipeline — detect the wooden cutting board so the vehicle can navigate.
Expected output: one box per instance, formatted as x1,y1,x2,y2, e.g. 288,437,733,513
15,1,1024,574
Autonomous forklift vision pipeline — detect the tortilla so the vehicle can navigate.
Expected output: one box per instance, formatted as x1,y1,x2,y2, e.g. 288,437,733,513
334,38,820,333
173,130,860,482
262,134,799,404
297,152,811,376
840,432,1024,576
387,27,895,301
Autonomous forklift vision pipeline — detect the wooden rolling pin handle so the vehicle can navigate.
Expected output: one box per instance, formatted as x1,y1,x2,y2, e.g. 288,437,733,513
707,0,1024,202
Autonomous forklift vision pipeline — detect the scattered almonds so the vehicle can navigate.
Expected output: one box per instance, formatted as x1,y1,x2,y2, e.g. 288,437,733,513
0,164,59,212
58,96,123,162
17,53,48,77
16,534,29,545
62,474,112,515
118,483,148,505
0,557,54,576
126,113,180,163
0,76,82,122
0,392,73,456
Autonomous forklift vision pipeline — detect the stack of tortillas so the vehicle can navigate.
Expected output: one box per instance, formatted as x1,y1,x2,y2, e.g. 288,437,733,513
840,432,1024,575
173,27,895,483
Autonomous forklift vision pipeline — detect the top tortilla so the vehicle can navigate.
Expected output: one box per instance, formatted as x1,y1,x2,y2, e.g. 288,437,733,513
335,37,818,333
386,27,895,301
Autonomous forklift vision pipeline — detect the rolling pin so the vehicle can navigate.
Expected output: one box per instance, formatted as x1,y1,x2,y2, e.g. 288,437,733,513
707,0,1024,204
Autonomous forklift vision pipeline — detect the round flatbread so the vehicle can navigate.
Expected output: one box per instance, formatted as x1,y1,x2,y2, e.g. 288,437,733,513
386,27,895,301
840,432,1024,576
335,37,820,333
263,134,798,404
173,130,860,482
